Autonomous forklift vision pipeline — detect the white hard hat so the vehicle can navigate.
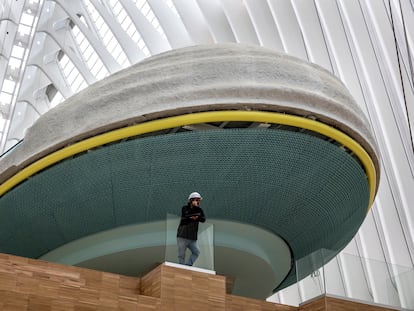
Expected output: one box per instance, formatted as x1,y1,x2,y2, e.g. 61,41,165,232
188,192,202,201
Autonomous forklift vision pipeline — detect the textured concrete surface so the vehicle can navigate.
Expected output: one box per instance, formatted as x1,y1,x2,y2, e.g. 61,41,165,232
0,43,379,186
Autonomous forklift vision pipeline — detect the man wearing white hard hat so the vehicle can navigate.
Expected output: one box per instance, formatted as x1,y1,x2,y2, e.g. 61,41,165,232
176,192,206,266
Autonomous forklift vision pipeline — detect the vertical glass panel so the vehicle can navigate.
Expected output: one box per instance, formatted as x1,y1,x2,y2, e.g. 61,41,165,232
164,213,178,263
297,268,325,302
339,252,372,302
324,257,346,297
296,249,326,301
295,249,414,310
388,267,414,309
193,219,214,269
360,255,399,306
165,213,214,271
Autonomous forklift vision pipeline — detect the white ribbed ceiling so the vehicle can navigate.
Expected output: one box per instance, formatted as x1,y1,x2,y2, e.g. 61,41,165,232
1,0,414,305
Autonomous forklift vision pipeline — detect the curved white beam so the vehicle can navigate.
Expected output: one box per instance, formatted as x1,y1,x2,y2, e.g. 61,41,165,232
244,0,283,50
27,32,73,98
88,0,144,64
267,0,307,58
220,0,259,45
52,0,121,73
18,65,55,114
172,0,214,44
291,0,332,70
147,0,192,48
195,0,235,42
118,0,170,55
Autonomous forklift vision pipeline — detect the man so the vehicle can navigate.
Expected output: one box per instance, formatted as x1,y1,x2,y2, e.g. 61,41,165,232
176,192,206,266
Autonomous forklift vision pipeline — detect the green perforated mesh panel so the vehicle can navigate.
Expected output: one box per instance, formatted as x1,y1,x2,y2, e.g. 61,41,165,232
0,128,369,289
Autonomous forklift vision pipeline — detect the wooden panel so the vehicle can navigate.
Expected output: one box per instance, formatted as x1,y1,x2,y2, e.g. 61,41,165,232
140,264,162,298
226,275,236,294
226,294,298,311
159,265,227,311
325,296,397,311
0,253,143,310
299,296,327,311
298,295,398,311
0,253,306,311
0,254,298,310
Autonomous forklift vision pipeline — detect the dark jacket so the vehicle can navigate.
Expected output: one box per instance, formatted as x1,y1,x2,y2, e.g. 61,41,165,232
176,204,206,240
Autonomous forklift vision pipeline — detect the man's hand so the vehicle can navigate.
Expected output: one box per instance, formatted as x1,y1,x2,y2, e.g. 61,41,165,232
191,215,199,220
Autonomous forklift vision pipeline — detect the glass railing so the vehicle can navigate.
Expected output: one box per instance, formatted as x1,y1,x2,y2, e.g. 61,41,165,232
296,249,414,310
0,139,23,159
164,213,214,271
389,268,414,308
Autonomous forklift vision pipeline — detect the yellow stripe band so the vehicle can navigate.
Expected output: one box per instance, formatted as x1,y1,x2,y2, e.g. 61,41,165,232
0,111,377,208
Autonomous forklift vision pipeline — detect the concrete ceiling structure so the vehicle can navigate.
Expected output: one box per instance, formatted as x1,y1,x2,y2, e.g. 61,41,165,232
0,0,413,304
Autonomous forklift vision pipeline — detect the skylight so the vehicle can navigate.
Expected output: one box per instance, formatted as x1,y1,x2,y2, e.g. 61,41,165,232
49,90,64,108
108,0,150,57
0,92,12,107
165,0,179,16
17,24,32,37
72,24,109,81
133,0,166,38
8,57,22,70
11,45,25,59
20,13,35,26
2,80,16,94
83,0,130,68
59,53,87,93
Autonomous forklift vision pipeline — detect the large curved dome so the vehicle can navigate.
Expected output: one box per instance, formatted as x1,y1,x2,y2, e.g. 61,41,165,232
0,44,380,298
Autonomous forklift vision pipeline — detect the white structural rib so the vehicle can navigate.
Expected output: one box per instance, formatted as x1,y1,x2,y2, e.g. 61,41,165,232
220,0,259,45
291,0,332,70
53,0,121,74
0,0,41,153
171,0,214,44
267,0,307,58
244,0,283,49
147,0,192,48
35,12,96,86
88,0,144,64
196,0,235,42
349,0,414,262
118,0,169,54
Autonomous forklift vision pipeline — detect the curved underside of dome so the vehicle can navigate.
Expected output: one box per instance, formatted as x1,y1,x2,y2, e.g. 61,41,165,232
0,44,380,298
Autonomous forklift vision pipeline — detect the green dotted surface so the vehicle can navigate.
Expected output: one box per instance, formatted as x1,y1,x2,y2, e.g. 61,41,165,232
0,128,369,290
